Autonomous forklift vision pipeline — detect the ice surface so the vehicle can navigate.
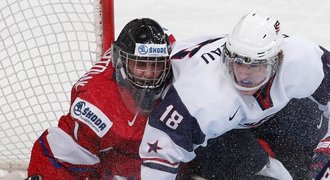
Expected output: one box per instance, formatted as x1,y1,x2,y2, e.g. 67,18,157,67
115,0,330,50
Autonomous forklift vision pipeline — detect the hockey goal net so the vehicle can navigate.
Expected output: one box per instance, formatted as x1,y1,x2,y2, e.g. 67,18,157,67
0,0,114,178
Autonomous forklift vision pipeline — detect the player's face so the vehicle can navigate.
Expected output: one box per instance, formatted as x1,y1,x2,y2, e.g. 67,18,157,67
232,62,268,95
127,60,164,86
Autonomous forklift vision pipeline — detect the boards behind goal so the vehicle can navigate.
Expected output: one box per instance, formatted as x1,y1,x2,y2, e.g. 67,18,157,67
0,0,114,177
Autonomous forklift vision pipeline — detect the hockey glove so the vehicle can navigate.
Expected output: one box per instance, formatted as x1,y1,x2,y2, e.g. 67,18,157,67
310,137,330,179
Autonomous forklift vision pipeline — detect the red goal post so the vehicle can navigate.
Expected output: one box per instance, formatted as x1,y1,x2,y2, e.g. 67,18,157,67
102,0,115,54
0,0,114,177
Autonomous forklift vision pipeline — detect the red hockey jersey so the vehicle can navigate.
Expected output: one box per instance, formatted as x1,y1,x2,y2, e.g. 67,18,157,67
28,50,149,179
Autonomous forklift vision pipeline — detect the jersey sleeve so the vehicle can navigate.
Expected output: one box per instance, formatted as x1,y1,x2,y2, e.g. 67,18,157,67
139,86,205,178
54,57,115,164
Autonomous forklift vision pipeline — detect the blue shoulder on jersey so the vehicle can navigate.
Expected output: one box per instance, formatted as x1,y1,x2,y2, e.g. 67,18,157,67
148,86,205,152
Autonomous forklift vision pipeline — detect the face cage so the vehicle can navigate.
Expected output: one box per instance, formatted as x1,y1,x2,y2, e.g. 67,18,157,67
119,50,170,89
222,46,278,92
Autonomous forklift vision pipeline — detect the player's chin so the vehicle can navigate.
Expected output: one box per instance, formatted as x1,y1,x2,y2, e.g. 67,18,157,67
240,90,257,95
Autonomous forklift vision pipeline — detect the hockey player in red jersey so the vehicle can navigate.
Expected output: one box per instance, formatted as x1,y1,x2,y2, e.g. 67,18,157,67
139,12,329,179
27,18,173,180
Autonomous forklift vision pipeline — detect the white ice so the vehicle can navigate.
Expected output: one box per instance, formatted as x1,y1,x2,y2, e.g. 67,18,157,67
115,0,330,50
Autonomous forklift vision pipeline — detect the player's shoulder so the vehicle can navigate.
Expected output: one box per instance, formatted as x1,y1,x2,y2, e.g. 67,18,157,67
170,35,226,80
278,35,324,98
171,34,226,55
281,36,323,57
280,35,324,75
72,63,118,109
74,60,115,92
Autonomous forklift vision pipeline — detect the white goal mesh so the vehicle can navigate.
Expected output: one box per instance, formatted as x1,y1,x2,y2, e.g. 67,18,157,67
0,0,104,177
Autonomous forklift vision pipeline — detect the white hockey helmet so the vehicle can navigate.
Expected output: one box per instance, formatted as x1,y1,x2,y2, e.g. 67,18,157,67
222,12,283,92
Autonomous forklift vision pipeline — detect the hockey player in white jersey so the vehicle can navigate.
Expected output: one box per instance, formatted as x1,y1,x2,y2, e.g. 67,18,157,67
185,13,330,179
139,12,330,179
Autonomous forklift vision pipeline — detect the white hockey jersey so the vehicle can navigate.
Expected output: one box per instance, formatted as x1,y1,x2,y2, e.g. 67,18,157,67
139,35,327,179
